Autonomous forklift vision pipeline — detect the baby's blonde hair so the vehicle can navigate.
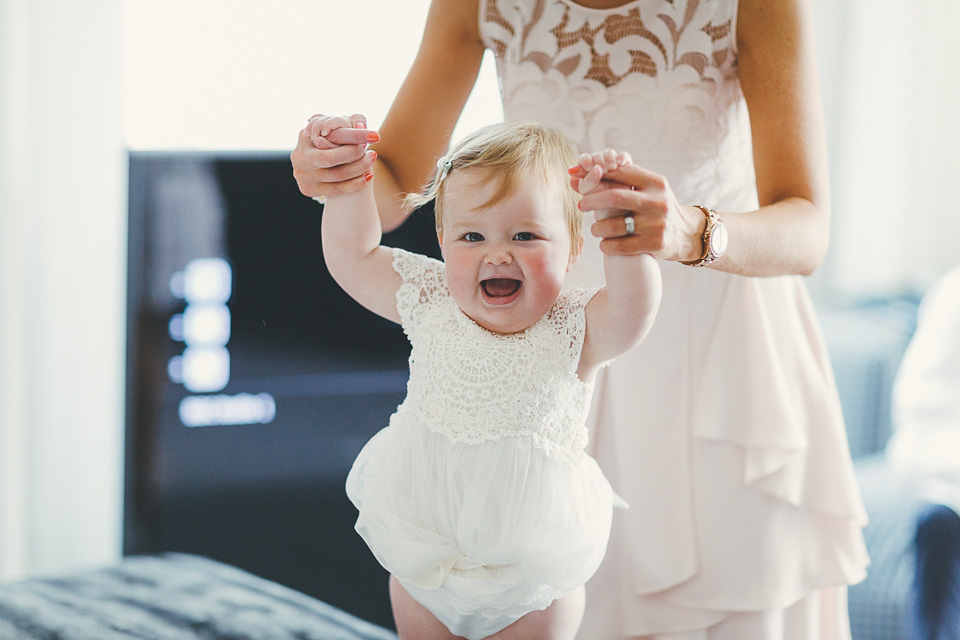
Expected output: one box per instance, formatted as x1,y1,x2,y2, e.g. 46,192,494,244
403,121,583,259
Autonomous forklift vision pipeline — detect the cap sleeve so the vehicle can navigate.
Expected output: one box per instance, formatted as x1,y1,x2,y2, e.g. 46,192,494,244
549,286,603,366
391,247,448,331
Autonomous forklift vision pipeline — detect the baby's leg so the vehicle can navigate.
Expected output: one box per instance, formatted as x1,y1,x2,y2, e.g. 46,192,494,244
490,586,584,640
389,575,461,640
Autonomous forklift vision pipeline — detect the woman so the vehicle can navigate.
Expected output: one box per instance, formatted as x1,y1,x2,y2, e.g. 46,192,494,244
291,0,869,637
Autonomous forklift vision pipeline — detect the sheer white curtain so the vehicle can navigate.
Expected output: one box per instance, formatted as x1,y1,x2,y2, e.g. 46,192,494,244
0,0,125,581
815,0,960,297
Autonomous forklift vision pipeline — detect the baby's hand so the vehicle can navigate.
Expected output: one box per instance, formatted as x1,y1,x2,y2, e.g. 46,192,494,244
303,113,378,149
571,149,633,195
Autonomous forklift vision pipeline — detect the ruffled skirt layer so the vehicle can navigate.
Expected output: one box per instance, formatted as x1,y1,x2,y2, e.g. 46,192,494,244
566,260,870,639
345,409,615,626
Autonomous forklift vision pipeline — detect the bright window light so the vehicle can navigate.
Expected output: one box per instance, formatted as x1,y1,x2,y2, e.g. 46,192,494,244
123,0,503,150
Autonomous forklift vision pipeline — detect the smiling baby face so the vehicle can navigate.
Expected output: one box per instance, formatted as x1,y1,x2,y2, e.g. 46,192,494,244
437,168,576,335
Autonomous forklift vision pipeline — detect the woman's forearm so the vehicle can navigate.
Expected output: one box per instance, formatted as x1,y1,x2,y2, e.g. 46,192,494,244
710,196,830,277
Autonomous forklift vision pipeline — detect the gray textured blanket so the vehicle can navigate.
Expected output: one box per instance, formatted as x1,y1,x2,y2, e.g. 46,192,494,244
0,553,396,640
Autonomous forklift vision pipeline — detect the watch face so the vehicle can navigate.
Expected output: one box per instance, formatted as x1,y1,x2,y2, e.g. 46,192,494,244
709,223,728,257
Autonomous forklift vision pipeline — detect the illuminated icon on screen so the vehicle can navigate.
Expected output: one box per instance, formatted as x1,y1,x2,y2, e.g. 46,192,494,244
168,257,233,392
179,347,230,392
178,393,277,428
182,306,231,345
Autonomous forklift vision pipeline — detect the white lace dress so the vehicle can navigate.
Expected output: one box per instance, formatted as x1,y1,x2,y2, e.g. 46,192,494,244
345,248,614,639
480,0,870,638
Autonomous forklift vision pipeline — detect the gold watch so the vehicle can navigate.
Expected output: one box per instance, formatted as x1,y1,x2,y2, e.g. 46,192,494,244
681,206,727,267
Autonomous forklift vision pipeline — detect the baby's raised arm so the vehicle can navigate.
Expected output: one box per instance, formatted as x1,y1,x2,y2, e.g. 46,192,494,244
573,151,663,376
316,116,402,324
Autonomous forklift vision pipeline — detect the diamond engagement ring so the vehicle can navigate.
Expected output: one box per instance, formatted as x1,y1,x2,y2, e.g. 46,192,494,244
624,215,635,235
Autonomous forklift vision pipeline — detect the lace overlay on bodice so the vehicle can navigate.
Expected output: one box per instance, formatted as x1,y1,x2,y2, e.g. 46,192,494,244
480,0,755,209
391,248,598,463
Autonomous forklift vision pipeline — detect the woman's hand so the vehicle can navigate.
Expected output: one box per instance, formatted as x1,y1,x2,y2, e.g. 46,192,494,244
571,153,705,263
291,113,381,198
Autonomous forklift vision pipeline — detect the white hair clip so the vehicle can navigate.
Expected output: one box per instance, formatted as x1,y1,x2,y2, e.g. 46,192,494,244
436,156,453,183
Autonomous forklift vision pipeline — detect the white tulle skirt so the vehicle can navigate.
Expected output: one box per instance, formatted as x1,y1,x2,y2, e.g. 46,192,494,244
345,407,615,636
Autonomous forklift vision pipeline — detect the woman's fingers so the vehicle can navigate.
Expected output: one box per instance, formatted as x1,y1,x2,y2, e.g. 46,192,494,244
294,156,375,198
298,126,373,167
579,180,647,213
324,126,380,146
316,148,377,176
304,114,380,144
574,160,666,196
306,171,374,198
292,142,377,197
604,162,668,191
593,212,668,256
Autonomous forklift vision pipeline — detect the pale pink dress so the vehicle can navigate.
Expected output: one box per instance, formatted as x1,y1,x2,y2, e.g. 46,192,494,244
478,0,870,638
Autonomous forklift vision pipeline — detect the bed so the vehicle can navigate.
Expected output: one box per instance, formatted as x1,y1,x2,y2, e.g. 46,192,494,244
0,553,397,640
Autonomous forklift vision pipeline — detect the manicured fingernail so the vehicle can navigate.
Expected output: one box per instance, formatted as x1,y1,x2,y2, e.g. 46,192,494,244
364,172,374,182
568,166,581,175
369,150,378,162
366,132,380,142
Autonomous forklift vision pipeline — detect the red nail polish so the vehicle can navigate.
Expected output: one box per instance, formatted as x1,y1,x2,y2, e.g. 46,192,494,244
370,150,378,162
364,172,374,182
568,166,580,175
366,132,380,142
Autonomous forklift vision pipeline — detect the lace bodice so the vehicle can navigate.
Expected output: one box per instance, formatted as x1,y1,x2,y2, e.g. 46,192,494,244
479,0,756,210
391,248,598,462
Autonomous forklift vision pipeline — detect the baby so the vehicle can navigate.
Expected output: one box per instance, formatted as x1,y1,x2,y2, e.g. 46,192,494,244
314,118,660,640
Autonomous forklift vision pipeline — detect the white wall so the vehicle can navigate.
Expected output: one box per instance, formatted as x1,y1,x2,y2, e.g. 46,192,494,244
0,0,125,580
813,0,960,297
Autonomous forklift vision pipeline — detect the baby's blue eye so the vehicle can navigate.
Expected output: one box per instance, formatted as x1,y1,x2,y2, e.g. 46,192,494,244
514,232,536,241
463,232,484,242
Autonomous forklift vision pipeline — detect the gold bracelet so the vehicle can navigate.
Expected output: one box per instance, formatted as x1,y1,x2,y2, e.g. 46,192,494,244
680,206,727,267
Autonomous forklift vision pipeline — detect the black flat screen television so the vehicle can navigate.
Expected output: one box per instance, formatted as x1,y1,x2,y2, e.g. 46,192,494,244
124,150,439,629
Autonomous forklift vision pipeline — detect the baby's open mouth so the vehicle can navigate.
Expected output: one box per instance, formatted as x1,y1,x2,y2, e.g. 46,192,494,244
481,278,521,299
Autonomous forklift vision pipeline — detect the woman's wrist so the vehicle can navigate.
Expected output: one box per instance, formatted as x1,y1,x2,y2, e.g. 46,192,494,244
680,206,728,267
679,204,708,263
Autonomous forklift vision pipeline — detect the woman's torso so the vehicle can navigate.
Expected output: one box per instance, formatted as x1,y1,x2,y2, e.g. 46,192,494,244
481,0,756,212
478,0,869,612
